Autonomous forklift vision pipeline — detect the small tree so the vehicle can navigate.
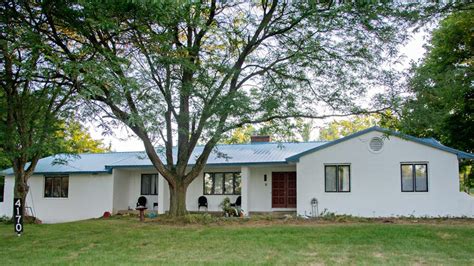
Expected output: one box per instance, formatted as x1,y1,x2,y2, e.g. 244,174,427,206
38,1,463,216
57,121,111,154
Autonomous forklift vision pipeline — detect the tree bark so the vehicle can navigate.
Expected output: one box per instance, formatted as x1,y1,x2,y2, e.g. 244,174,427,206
13,174,29,218
168,181,189,216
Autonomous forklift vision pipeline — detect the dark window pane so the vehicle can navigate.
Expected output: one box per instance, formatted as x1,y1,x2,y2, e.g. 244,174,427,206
0,176,4,202
214,173,224,194
151,175,158,195
325,166,337,192
141,175,151,195
224,173,234,194
44,176,69,198
338,166,350,192
203,172,241,195
45,176,69,198
401,165,414,191
204,173,213,194
415,165,428,192
61,177,69,197
234,173,241,195
53,177,61,197
44,177,53,197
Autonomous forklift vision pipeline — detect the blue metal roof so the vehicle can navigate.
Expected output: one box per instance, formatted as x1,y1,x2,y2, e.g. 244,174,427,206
1,127,472,175
0,152,136,175
0,141,326,175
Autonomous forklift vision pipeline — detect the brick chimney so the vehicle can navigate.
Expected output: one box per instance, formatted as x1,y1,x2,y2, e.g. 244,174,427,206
250,135,271,143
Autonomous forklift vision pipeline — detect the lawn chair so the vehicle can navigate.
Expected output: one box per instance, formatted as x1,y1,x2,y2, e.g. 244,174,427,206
230,196,241,208
198,196,208,211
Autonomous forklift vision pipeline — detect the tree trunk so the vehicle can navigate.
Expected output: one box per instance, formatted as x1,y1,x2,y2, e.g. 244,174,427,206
168,181,188,216
13,177,29,218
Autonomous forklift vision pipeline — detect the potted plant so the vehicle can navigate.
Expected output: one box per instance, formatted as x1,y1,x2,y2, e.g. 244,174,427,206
220,197,244,217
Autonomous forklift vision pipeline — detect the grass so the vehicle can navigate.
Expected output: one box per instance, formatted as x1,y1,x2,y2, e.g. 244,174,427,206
1,216,473,265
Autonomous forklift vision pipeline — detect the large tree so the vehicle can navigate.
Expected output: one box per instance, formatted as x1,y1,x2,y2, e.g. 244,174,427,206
0,1,80,214
400,8,473,153
400,8,474,192
35,0,463,216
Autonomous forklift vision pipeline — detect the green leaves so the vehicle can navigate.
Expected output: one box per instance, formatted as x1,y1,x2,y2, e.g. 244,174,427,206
401,9,473,153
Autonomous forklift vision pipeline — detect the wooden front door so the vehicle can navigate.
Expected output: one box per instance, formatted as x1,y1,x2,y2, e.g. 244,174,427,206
272,172,297,208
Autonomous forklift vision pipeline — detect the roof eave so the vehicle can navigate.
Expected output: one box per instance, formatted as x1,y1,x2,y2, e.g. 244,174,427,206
285,126,474,161
106,161,292,170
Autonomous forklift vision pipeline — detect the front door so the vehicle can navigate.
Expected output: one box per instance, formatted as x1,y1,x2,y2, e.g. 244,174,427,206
272,172,297,208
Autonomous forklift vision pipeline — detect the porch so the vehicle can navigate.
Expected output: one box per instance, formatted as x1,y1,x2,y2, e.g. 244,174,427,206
111,165,297,215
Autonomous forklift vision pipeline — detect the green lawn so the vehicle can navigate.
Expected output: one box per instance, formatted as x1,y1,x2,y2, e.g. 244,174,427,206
1,218,473,265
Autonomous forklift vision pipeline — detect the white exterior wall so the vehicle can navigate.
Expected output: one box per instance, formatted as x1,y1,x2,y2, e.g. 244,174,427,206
246,165,296,212
3,130,471,223
297,131,474,217
112,169,130,213
154,165,295,213
4,173,115,223
114,168,161,212
185,167,241,212
111,167,244,213
0,176,14,218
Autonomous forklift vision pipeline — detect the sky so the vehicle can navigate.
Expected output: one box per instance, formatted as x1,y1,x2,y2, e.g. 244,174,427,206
87,30,430,152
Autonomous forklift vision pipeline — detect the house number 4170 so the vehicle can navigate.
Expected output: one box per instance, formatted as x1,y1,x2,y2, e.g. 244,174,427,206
14,198,23,236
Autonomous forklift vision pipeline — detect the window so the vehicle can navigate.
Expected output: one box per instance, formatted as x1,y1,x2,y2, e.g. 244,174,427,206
204,172,241,195
44,176,69,198
401,163,428,192
0,176,4,202
325,165,350,192
141,174,158,195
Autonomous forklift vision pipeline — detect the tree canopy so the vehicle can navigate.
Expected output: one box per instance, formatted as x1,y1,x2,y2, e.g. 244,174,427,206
0,121,109,171
56,121,110,155
399,8,473,192
319,116,378,141
400,9,473,153
1,0,83,212
319,112,400,141
222,119,314,144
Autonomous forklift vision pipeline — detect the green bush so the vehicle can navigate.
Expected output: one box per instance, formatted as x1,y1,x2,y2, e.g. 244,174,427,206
319,209,336,220
183,213,217,224
219,197,242,217
0,215,12,224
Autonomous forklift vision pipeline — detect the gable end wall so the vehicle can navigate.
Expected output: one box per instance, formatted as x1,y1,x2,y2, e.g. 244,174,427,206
296,131,474,217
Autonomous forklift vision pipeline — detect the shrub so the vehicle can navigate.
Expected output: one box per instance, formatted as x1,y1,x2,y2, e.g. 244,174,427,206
219,197,241,217
0,215,12,224
319,209,336,220
183,213,216,224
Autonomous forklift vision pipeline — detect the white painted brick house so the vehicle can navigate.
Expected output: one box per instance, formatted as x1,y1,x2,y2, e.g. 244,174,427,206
1,127,473,223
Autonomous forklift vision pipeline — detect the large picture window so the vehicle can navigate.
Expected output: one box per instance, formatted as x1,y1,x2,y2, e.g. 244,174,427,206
204,172,241,195
141,174,158,195
44,176,69,198
0,176,4,202
401,163,428,192
325,165,350,192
